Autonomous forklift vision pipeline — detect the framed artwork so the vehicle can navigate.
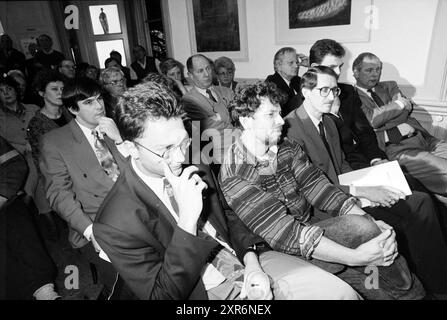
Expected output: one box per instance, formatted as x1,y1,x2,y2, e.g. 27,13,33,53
88,4,122,35
186,0,248,61
275,0,372,44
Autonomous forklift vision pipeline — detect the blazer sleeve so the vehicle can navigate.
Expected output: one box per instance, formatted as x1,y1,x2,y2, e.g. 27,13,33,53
93,221,218,300
360,82,407,128
40,135,93,235
350,91,387,161
182,95,229,132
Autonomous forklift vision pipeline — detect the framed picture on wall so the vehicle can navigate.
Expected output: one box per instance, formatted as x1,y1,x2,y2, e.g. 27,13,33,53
186,0,248,61
275,0,372,44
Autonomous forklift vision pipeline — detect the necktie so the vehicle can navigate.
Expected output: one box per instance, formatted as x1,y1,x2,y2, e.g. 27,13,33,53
92,131,120,181
318,121,336,167
367,89,402,144
163,178,244,283
206,89,217,103
367,88,385,107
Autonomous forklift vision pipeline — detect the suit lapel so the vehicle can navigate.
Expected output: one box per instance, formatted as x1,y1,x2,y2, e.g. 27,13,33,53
68,120,115,189
295,108,339,181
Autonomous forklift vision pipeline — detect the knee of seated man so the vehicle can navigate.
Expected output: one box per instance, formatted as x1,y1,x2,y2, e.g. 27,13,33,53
404,191,437,222
341,215,381,247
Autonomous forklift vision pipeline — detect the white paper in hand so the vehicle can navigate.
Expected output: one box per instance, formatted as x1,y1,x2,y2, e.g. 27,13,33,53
338,160,412,207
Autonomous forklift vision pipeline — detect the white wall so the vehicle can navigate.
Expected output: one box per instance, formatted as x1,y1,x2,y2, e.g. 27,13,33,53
167,0,443,102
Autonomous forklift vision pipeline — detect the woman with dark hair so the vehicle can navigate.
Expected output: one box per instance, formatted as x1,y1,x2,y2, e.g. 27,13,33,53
159,58,191,97
0,75,39,196
27,70,72,221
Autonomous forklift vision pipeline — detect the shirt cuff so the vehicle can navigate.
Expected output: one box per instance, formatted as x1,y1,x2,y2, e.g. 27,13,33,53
299,225,324,259
339,197,359,215
370,158,382,166
395,100,405,109
83,224,93,241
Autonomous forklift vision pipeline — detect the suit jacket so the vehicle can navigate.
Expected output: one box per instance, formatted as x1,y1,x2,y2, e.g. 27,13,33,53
336,82,387,169
40,119,126,248
284,106,352,193
93,163,268,300
182,86,236,163
265,72,303,116
355,81,430,150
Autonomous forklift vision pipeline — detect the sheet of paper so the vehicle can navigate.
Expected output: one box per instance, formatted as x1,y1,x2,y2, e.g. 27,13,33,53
338,160,412,207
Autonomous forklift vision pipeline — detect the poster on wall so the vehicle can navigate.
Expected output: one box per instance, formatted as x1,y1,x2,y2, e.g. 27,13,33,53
289,0,352,29
275,0,371,44
186,0,248,61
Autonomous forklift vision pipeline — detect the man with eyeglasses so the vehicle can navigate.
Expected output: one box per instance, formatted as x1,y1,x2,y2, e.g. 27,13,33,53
92,81,363,300
100,66,127,118
284,66,447,299
219,80,424,299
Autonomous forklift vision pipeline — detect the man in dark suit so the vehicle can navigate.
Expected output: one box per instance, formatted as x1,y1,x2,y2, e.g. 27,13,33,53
40,78,127,296
307,39,388,170
93,81,361,300
285,66,447,298
265,47,307,116
353,52,447,197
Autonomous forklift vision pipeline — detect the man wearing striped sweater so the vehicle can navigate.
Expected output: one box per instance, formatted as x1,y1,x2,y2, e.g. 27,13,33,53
219,82,424,300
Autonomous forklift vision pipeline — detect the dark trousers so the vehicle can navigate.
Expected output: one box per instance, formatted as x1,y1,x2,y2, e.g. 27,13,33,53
0,195,57,299
310,214,425,300
364,191,447,294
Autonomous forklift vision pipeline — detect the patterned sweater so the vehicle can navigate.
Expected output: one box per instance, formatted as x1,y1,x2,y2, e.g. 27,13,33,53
219,137,356,258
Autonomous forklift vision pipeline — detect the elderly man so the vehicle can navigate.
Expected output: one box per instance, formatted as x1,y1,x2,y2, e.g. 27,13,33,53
265,47,308,116
219,81,424,300
93,81,360,300
353,52,447,197
100,66,127,118
182,54,237,168
284,65,447,298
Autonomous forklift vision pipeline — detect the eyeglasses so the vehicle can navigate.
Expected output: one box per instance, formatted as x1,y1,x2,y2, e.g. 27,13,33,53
134,138,192,160
105,78,125,86
217,70,234,77
314,86,341,98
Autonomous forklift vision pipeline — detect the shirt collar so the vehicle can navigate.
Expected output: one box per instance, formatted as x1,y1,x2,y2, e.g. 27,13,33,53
130,157,165,194
234,137,278,170
303,104,323,132
195,85,213,98
355,85,371,95
0,103,25,117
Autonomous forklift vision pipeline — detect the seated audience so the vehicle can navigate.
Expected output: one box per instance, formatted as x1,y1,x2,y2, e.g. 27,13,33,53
0,75,39,196
159,58,190,97
76,63,99,82
100,66,127,118
0,135,60,300
353,52,447,198
219,81,424,300
93,81,360,300
284,66,447,298
265,47,306,116
182,54,238,168
28,70,72,220
214,56,238,91
130,45,159,82
39,77,128,298
0,34,26,75
58,59,76,82
34,34,65,71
